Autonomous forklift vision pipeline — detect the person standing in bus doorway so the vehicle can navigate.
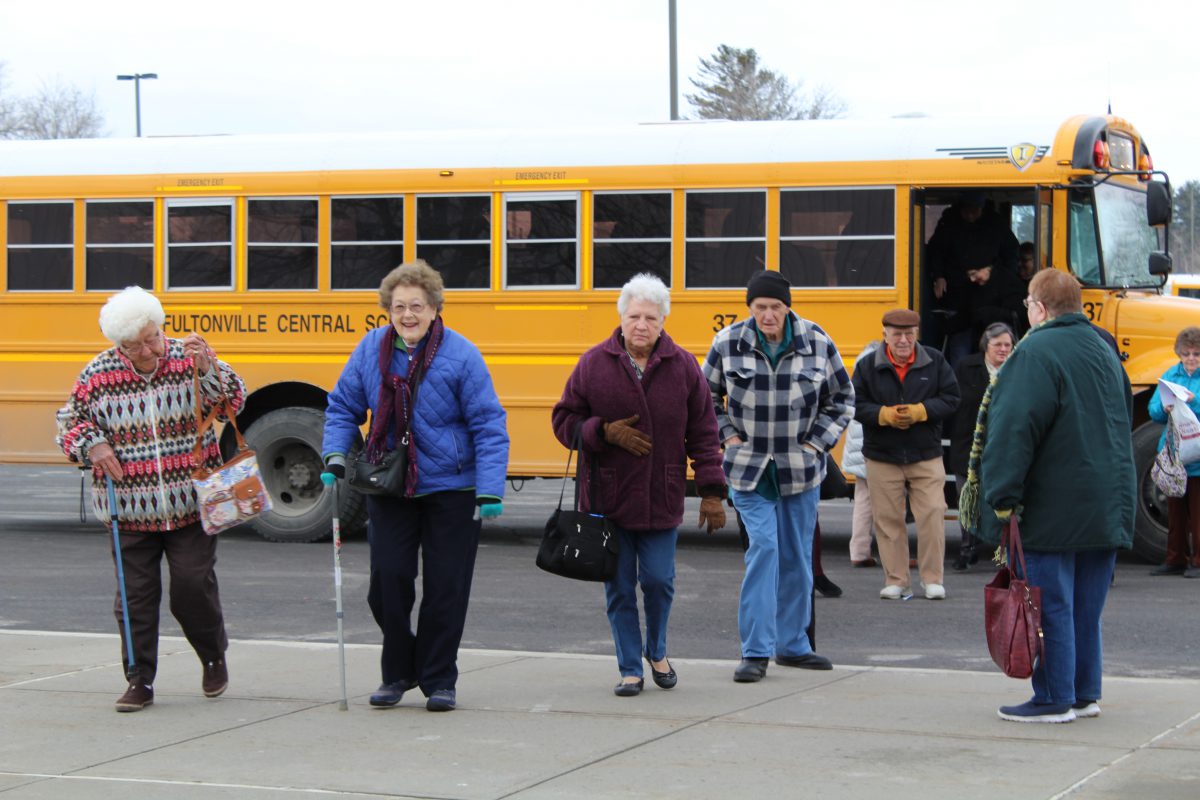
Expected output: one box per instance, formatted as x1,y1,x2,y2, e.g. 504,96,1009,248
55,286,246,712
552,274,727,697
973,269,1133,722
1147,326,1200,578
927,193,1020,366
704,270,854,682
852,309,960,601
322,260,509,712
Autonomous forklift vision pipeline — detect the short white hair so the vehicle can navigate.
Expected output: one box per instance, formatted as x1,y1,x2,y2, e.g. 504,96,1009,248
617,273,670,318
98,286,165,344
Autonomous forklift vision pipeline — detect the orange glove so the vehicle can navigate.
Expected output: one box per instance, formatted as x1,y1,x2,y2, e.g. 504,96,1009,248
907,403,928,424
698,496,727,534
603,415,653,456
878,406,911,429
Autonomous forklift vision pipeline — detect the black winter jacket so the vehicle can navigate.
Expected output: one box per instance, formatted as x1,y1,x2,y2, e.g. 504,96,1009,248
851,344,960,465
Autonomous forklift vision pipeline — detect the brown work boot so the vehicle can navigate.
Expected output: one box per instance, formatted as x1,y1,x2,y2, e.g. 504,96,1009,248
115,682,154,712
202,658,228,698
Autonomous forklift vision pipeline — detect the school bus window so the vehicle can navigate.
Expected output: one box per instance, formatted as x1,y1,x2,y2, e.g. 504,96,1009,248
6,201,73,291
504,193,578,288
167,201,233,289
331,196,404,290
593,192,671,289
779,188,894,288
86,201,153,291
685,190,765,288
247,199,318,290
416,194,489,290
1068,189,1101,285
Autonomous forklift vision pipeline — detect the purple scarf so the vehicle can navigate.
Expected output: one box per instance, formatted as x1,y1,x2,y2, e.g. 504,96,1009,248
364,318,444,496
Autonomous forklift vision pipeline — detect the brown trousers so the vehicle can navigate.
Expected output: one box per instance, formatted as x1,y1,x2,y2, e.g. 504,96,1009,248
865,457,946,588
111,521,227,684
1167,477,1200,568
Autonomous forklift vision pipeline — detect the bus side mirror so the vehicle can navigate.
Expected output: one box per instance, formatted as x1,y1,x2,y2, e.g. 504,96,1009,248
1149,251,1172,276
1147,181,1171,227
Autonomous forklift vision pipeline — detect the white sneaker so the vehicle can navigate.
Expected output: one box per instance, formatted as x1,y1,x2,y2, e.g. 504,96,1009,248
879,584,910,600
923,583,946,600
1073,701,1101,718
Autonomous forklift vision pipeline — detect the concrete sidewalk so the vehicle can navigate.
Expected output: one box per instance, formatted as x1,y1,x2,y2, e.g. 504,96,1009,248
2,631,1198,799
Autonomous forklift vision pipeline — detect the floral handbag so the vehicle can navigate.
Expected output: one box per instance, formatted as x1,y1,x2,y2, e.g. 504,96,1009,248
191,368,272,534
1151,419,1188,499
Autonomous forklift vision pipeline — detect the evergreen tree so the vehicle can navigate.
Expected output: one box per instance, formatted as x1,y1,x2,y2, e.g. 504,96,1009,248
1172,181,1200,273
685,45,845,121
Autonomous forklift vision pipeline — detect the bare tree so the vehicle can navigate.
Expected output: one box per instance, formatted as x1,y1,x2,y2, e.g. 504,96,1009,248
0,62,20,138
685,44,846,121
13,79,104,139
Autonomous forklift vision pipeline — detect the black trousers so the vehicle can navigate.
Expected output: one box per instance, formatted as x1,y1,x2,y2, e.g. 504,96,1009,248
366,490,480,694
112,522,227,684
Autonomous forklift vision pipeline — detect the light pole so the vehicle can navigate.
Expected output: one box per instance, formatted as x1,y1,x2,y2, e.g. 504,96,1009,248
116,73,157,137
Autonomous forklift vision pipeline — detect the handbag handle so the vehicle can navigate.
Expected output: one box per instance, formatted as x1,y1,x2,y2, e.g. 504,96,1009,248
556,423,602,515
1003,516,1030,579
192,365,246,471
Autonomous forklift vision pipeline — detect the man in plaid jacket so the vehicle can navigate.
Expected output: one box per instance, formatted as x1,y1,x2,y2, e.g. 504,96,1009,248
703,270,854,682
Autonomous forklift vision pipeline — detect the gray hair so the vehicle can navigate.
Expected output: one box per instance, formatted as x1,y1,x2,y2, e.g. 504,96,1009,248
98,286,165,344
979,322,1015,351
617,273,670,318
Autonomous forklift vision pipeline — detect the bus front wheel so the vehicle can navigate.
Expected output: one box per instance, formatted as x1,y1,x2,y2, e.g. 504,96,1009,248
243,406,367,543
1131,421,1169,564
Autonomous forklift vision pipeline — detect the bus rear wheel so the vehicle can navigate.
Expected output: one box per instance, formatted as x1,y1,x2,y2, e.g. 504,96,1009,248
243,406,367,543
1131,421,1169,564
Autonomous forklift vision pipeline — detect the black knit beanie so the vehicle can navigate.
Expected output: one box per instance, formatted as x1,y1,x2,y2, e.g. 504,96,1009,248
745,270,792,307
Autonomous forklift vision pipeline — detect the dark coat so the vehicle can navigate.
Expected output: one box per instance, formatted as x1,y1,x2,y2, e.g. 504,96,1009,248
979,312,1134,551
852,343,960,465
948,353,991,476
551,328,726,531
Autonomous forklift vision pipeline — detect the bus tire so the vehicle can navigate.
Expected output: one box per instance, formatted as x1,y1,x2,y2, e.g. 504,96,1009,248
243,406,367,543
1131,421,1169,564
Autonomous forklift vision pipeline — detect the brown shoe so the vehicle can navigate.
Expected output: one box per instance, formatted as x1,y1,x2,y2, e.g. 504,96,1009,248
851,558,877,568
202,659,228,698
115,682,154,712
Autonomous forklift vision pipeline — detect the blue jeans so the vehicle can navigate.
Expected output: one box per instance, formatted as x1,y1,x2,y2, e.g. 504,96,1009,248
1020,549,1117,705
604,525,678,678
732,487,819,658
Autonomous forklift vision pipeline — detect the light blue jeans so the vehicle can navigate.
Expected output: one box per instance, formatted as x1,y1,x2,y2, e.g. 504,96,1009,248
732,487,819,658
603,525,678,678
1020,549,1117,705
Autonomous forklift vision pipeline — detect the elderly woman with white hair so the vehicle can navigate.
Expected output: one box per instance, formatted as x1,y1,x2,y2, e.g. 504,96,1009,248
552,273,727,697
56,286,245,713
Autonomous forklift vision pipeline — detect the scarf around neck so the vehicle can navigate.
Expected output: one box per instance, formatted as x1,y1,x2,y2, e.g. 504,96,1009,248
364,318,444,496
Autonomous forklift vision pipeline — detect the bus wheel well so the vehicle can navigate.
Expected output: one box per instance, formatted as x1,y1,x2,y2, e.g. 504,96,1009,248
222,382,327,458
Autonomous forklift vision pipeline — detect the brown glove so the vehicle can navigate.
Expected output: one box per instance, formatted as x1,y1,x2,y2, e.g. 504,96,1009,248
907,402,928,424
878,406,912,429
698,496,727,534
603,414,652,456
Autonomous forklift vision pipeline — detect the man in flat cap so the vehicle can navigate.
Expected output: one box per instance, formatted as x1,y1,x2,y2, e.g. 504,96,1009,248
851,308,959,600
703,270,854,682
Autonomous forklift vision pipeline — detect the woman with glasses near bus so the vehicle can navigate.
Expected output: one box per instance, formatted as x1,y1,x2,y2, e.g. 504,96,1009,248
1147,326,1200,579
322,260,509,712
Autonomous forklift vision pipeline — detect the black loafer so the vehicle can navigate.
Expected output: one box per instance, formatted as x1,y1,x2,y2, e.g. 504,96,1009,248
775,652,833,670
613,678,644,697
646,657,677,689
814,575,843,598
733,657,768,683
369,680,416,707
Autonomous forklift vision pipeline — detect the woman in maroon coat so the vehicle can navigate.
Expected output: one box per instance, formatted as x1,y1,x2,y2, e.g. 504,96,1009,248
552,274,727,697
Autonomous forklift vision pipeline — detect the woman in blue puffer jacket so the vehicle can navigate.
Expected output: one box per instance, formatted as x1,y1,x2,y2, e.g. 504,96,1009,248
1147,326,1200,579
323,260,509,712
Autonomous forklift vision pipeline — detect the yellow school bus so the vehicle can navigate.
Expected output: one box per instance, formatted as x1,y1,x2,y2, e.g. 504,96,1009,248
0,115,1189,557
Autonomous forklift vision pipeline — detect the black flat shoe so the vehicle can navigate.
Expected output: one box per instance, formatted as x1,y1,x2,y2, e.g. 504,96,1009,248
814,574,842,598
613,678,644,697
646,656,677,689
733,657,768,683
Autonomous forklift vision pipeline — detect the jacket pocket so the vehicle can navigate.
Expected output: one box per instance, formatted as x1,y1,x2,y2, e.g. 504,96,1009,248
596,467,619,515
664,464,686,516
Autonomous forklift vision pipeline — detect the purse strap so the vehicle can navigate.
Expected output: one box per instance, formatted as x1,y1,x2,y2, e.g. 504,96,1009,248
556,423,602,515
193,364,245,470
1003,516,1030,578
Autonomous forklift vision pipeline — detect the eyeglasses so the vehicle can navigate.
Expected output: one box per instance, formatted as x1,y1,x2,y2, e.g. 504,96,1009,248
119,331,162,356
1180,351,1200,358
1022,297,1042,309
391,302,427,316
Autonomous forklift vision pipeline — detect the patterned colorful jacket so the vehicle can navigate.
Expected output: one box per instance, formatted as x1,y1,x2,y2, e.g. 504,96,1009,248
703,314,855,495
56,339,246,532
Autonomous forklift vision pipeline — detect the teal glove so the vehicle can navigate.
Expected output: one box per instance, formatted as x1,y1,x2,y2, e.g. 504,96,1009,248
479,501,503,519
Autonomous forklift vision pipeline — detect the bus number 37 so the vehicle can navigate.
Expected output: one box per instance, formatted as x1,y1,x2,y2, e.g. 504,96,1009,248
712,313,739,332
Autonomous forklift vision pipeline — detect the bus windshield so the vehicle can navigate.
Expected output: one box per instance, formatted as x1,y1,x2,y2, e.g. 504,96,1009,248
1094,182,1159,288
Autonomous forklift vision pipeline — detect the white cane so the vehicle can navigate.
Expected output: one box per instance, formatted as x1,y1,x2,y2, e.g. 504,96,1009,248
320,472,349,711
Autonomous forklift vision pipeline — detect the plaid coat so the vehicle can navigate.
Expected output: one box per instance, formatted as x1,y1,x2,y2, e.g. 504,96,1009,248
703,314,854,495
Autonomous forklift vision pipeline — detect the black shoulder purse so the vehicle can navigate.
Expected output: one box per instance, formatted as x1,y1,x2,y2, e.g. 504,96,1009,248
536,426,620,582
346,355,425,497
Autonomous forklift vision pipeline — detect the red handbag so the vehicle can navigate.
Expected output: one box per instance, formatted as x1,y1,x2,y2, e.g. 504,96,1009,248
984,517,1044,679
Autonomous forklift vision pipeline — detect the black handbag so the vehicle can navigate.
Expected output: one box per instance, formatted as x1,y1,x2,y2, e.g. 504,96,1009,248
536,428,620,582
346,353,425,497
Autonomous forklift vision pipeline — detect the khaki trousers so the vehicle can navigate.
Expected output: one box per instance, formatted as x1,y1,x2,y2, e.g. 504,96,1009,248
865,457,946,588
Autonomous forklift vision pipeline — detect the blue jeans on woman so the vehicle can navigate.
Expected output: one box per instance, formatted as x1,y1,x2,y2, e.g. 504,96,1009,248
1021,548,1118,705
604,525,678,678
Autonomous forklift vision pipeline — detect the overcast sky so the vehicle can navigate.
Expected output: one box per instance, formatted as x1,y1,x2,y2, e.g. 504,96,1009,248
3,0,1198,182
